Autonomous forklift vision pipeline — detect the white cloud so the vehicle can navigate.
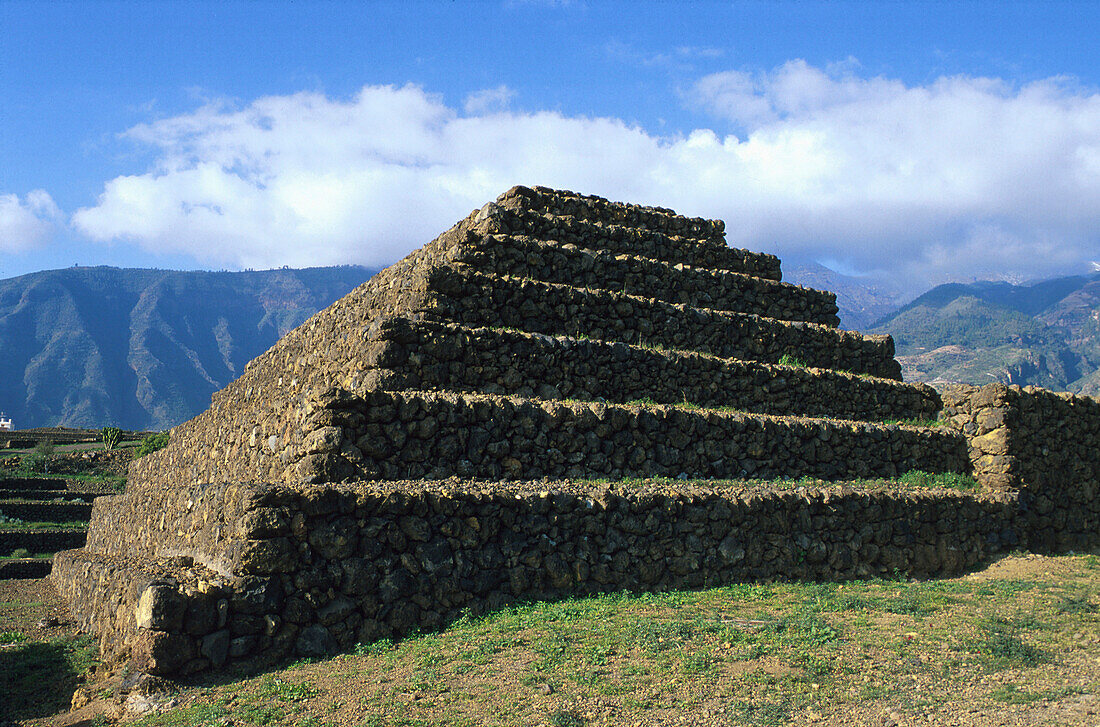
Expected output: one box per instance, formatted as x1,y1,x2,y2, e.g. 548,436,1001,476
0,190,62,252
73,67,1100,294
463,85,516,115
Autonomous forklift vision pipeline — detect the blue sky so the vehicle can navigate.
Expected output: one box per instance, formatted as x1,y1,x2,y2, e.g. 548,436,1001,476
3,1,1100,296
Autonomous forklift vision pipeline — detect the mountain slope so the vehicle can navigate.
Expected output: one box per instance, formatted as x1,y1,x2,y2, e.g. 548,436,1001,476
0,266,375,429
871,274,1100,391
784,262,903,331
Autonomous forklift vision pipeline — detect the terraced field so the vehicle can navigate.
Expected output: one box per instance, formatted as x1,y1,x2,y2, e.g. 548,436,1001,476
0,474,120,579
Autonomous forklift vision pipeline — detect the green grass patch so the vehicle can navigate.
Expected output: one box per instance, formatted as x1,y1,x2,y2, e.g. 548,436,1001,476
0,519,88,531
0,630,28,644
1056,594,1098,614
777,353,808,368
577,471,980,493
0,635,98,721
972,622,1049,669
729,699,793,725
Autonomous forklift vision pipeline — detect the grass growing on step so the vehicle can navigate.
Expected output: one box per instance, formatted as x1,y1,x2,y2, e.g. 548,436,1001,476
0,550,53,560
0,470,126,490
881,418,945,428
777,353,809,368
895,471,981,491
579,471,980,493
0,517,89,531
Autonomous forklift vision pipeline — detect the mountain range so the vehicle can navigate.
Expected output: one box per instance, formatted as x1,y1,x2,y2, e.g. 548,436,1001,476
0,265,375,430
2,262,1099,431
868,274,1100,395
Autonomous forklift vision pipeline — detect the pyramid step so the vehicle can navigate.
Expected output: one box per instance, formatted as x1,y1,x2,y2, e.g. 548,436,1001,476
453,234,839,325
291,389,969,485
480,202,780,280
0,477,67,491
52,548,237,674
0,557,51,579
0,528,86,556
498,185,724,239
424,268,901,378
0,500,93,522
365,320,938,422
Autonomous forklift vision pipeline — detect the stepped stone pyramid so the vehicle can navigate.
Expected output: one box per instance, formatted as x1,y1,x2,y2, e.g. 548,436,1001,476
126,185,959,488
54,186,970,675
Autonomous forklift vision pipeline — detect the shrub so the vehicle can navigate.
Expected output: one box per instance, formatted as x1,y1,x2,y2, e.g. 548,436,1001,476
100,426,123,451
20,440,54,474
135,432,170,458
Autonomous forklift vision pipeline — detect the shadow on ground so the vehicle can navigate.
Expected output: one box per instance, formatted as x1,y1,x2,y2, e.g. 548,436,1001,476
0,637,94,722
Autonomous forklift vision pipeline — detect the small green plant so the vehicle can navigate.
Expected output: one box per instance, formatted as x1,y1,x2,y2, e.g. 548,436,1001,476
353,638,394,656
19,440,54,474
99,426,123,451
548,709,586,727
883,418,945,427
134,431,170,458
777,353,808,368
257,677,321,701
897,470,980,491
0,630,27,644
625,397,659,407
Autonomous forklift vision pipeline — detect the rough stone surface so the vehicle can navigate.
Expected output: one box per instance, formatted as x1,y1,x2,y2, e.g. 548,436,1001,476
941,383,1100,553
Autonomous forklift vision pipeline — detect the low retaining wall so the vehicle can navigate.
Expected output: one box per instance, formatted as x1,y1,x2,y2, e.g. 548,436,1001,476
1,529,86,556
54,479,1023,676
365,319,938,422
130,388,967,489
426,268,901,378
941,383,1100,553
0,501,92,522
453,234,838,325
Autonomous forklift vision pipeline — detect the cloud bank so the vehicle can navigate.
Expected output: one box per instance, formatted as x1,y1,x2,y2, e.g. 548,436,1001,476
0,191,61,253
71,64,1100,292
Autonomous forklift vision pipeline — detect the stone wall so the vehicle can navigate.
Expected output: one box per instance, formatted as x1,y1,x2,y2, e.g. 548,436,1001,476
424,268,901,378
54,478,1020,676
487,204,777,278
131,387,968,490
364,319,937,422
452,234,838,325
940,383,1100,552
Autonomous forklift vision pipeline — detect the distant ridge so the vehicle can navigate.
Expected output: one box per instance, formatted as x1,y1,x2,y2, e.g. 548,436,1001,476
784,262,903,331
871,273,1100,393
0,265,376,430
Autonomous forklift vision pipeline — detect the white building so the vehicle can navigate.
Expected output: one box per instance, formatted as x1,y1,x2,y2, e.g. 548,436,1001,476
0,413,12,431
